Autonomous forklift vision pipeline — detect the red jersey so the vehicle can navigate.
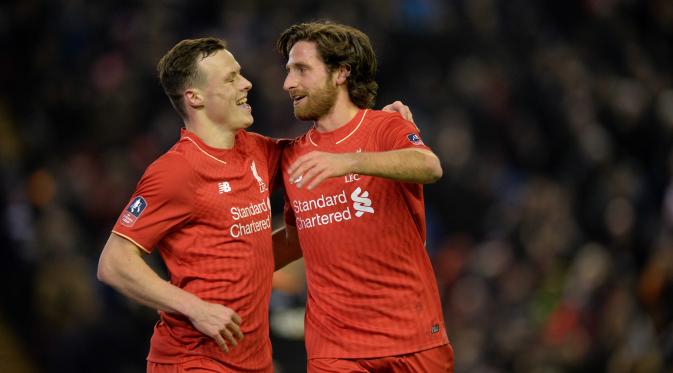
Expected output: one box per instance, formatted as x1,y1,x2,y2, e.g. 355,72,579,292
283,109,449,359
113,128,281,372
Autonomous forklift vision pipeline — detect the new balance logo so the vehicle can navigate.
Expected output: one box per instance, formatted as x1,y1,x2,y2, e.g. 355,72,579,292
218,182,231,194
351,187,374,217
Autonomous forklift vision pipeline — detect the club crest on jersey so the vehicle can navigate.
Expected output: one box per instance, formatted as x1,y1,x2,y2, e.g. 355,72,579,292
250,160,268,193
120,196,147,227
407,133,424,145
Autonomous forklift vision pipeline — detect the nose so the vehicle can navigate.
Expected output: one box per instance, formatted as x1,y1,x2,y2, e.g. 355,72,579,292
283,71,296,92
240,75,252,91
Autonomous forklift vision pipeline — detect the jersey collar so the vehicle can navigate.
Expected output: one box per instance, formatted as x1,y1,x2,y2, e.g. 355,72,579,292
308,109,368,147
180,128,239,165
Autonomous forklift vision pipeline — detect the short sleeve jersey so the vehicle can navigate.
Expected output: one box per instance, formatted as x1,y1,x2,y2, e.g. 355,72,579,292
283,109,449,359
113,128,282,372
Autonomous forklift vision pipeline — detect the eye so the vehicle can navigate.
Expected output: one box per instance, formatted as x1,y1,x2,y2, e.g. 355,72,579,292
225,73,237,83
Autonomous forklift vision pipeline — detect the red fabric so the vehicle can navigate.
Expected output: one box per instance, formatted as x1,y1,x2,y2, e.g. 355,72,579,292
308,343,455,372
283,109,448,359
147,357,230,372
113,128,281,372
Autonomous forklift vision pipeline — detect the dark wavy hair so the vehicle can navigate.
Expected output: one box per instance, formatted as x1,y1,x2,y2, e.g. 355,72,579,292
276,21,378,109
157,37,226,119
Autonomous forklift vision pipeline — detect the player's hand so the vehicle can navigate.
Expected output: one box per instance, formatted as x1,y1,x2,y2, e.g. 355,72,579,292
288,151,355,190
188,301,244,353
382,100,417,129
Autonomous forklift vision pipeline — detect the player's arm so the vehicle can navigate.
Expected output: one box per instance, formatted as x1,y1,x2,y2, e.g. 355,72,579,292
97,233,243,352
288,148,442,190
272,225,302,270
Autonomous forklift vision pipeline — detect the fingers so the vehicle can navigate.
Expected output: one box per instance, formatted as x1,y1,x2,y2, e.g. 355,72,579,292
213,333,229,353
231,312,242,325
307,169,332,190
398,105,415,125
288,151,348,189
220,327,238,348
287,153,312,176
289,154,320,187
382,101,416,126
211,323,243,353
402,107,418,124
227,322,244,342
295,165,322,189
288,158,313,184
382,100,403,112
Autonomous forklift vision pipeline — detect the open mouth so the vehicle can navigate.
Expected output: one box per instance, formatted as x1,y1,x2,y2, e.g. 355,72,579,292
236,97,251,111
291,95,306,106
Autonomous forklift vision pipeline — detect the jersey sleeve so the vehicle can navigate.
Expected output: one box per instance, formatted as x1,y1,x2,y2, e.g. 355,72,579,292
376,113,432,152
112,152,194,253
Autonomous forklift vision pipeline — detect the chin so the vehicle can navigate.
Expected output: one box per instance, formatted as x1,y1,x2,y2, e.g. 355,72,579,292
240,119,253,129
294,108,318,121
235,112,254,129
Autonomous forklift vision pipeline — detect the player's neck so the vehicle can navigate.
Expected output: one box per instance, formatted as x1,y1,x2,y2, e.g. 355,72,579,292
185,117,237,149
314,95,360,133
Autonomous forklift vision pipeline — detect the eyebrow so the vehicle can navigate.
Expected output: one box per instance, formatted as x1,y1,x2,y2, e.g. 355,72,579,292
224,68,239,81
286,62,310,71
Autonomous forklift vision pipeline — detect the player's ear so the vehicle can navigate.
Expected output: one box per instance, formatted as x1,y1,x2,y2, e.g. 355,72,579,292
335,65,350,85
184,88,204,109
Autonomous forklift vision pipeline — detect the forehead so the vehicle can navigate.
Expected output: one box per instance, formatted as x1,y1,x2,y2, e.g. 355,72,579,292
199,49,239,74
287,41,323,65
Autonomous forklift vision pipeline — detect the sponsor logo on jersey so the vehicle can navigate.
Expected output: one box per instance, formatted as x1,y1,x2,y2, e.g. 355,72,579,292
351,187,374,217
250,160,268,193
407,133,424,145
432,324,441,334
229,197,272,238
120,196,147,227
292,187,375,230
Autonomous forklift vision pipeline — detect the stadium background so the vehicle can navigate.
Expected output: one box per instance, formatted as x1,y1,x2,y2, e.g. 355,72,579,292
1,0,672,372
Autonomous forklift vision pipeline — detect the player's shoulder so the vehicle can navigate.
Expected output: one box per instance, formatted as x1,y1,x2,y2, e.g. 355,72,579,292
239,129,268,142
237,130,282,147
145,146,193,178
279,130,308,148
366,109,408,126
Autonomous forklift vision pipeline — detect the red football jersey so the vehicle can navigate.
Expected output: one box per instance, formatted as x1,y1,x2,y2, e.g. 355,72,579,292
113,128,281,372
283,109,449,359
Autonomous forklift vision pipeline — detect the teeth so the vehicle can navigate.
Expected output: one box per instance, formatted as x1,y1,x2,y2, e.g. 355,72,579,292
236,97,247,105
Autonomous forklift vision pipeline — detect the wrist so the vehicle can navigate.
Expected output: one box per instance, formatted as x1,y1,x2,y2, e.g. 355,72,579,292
177,291,203,320
346,152,363,174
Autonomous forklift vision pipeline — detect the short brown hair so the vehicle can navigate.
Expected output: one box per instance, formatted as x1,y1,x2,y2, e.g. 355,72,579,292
276,21,378,109
157,37,227,118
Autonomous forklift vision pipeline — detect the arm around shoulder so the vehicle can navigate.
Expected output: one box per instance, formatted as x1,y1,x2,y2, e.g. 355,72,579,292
272,225,302,270
349,148,443,184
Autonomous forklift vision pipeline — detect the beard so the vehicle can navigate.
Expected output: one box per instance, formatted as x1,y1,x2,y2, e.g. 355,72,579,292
293,78,338,121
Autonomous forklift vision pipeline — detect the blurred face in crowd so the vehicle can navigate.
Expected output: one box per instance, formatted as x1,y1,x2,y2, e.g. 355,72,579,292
283,41,338,121
190,49,253,130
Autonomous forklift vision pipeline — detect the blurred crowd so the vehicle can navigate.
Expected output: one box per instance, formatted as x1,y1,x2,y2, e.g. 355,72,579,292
1,0,672,372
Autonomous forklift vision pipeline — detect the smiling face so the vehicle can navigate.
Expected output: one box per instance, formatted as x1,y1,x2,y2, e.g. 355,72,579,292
193,49,253,130
283,41,338,121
